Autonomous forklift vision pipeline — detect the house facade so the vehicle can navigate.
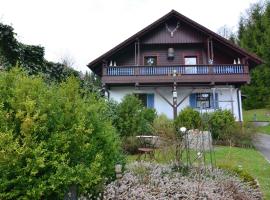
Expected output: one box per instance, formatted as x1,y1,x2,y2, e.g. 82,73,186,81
88,10,262,121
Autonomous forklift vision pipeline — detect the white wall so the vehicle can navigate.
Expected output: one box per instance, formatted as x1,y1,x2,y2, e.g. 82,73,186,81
109,85,243,121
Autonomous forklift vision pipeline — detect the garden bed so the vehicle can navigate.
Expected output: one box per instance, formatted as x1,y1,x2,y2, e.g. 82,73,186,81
104,161,262,200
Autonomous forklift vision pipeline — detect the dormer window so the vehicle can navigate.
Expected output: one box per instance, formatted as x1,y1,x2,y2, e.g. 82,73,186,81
144,56,157,66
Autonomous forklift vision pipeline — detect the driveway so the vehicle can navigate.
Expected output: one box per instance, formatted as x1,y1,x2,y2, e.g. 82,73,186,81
253,133,270,162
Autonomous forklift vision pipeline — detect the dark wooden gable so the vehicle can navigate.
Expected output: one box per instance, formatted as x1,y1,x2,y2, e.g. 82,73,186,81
88,10,262,75
141,17,206,44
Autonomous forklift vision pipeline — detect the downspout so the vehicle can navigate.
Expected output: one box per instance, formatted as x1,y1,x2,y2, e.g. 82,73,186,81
236,88,242,122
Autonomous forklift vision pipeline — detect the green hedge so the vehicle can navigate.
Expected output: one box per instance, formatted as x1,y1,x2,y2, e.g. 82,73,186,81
0,69,123,199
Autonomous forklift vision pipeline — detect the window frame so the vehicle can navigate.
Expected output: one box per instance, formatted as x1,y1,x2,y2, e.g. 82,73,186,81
143,55,158,66
195,93,211,109
184,56,198,65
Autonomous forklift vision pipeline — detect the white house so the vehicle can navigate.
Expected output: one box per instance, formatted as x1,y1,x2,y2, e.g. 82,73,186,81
87,10,262,121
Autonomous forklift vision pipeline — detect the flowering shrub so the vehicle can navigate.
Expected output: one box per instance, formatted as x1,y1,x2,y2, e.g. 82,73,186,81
104,161,262,199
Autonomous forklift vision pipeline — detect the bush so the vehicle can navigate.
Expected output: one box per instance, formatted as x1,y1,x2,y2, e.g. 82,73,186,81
0,69,123,199
230,122,255,148
122,136,141,154
153,114,176,140
115,94,156,137
175,107,202,130
208,109,236,141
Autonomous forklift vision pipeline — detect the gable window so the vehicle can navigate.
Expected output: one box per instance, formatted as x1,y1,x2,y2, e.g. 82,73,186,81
136,93,155,108
189,93,218,109
185,56,197,74
144,56,157,66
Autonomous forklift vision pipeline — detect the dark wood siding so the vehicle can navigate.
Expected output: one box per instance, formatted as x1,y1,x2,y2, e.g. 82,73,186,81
140,44,205,65
109,45,135,66
141,18,206,44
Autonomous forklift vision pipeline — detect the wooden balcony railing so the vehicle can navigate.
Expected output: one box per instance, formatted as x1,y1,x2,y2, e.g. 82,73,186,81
102,64,250,84
105,64,246,76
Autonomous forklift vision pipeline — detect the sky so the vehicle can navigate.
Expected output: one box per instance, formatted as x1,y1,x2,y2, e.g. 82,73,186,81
0,0,258,72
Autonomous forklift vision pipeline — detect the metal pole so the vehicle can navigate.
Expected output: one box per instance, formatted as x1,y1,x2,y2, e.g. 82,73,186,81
173,70,178,120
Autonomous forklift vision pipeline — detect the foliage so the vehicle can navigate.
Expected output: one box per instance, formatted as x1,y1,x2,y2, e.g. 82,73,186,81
0,22,79,82
237,1,270,109
175,107,202,130
122,136,141,154
218,164,258,188
208,109,236,141
80,71,102,94
0,69,123,199
138,108,157,135
241,67,270,109
153,114,176,140
128,146,270,199
243,108,270,121
114,94,156,137
237,122,255,147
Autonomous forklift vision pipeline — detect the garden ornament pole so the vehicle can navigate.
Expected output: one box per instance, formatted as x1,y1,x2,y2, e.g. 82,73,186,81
114,164,122,200
180,127,190,168
172,69,178,120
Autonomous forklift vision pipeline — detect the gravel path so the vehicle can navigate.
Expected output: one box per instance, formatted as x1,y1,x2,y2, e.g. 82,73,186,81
253,133,270,163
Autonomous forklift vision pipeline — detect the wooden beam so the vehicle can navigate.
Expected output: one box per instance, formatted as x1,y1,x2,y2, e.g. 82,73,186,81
154,88,173,107
177,89,194,107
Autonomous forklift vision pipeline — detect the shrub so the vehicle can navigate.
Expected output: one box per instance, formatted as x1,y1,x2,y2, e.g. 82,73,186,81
230,122,255,148
153,114,176,140
115,94,156,137
122,136,141,154
175,107,202,130
0,69,123,199
138,108,157,135
208,109,236,141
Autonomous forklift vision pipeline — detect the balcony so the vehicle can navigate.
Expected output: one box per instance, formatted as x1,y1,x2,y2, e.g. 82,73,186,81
102,64,250,85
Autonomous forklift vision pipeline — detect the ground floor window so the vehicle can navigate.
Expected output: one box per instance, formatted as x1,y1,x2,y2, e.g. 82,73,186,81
190,92,218,109
196,93,210,108
136,93,154,108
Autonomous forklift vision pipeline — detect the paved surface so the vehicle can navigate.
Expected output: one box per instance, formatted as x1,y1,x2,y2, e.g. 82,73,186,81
253,133,270,162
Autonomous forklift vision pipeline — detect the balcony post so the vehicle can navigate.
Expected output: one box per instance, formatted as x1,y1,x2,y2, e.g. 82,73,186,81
134,66,139,75
102,60,107,76
243,65,249,74
208,65,214,74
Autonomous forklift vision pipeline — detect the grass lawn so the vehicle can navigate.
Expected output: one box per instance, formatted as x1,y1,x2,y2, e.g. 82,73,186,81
214,146,270,200
257,125,270,135
243,108,270,135
128,146,270,199
243,108,270,122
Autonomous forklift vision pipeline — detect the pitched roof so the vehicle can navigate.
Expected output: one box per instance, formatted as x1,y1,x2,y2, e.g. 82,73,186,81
87,10,262,72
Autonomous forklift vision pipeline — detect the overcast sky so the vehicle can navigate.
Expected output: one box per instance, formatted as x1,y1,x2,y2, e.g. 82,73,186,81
0,0,258,72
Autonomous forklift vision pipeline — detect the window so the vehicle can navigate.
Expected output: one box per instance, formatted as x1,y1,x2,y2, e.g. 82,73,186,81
189,93,218,109
196,93,210,108
185,56,197,65
185,56,197,74
144,56,157,66
136,93,154,108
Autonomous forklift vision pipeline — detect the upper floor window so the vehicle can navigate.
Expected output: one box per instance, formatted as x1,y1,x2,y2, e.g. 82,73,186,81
185,56,197,74
144,56,157,66
184,56,197,65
